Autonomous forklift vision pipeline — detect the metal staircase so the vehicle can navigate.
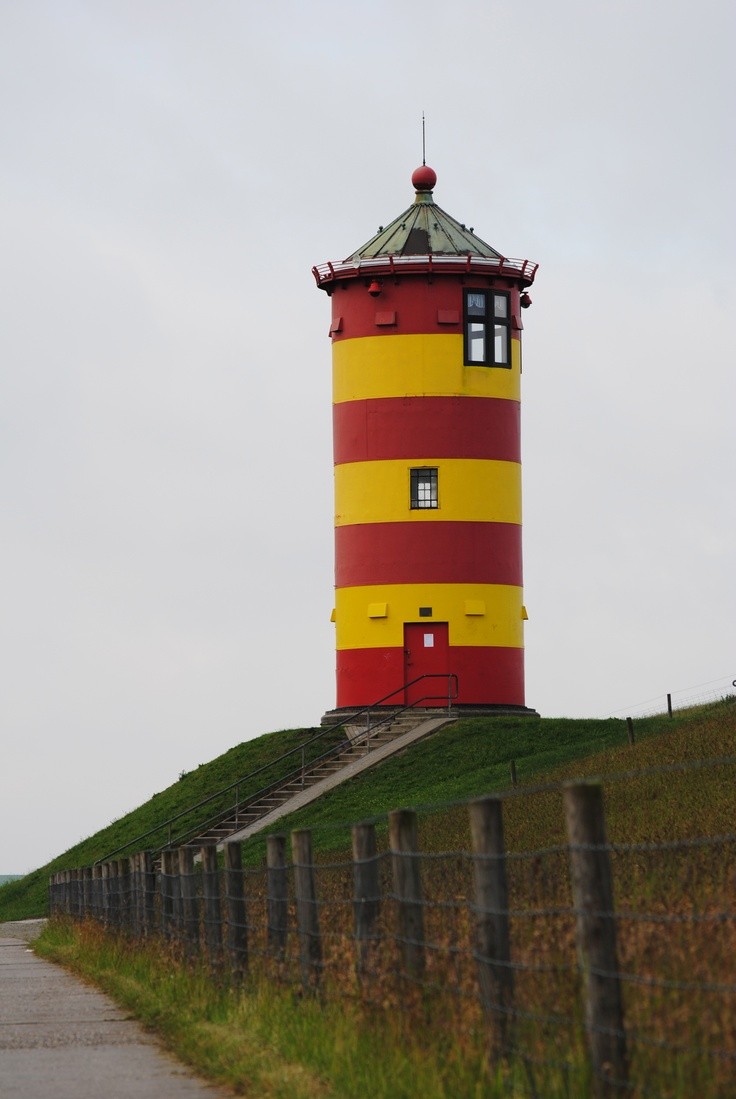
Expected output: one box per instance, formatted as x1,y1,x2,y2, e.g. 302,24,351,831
95,675,458,866
184,711,437,847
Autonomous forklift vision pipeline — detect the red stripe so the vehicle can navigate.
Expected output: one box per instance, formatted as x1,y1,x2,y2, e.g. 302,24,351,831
333,396,520,464
329,276,524,342
336,645,525,707
335,522,522,587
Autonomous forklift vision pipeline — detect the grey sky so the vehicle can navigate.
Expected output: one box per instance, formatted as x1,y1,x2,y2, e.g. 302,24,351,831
1,0,734,872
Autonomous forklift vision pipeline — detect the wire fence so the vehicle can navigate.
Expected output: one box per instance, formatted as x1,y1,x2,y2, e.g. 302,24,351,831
608,674,736,719
50,742,736,1098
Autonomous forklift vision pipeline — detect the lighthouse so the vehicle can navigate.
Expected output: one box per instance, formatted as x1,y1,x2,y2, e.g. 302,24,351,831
313,164,538,716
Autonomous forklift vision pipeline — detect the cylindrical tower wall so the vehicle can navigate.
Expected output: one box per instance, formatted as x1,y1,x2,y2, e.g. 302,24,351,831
330,271,527,709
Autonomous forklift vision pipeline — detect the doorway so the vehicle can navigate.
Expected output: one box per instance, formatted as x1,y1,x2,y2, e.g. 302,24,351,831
403,623,449,706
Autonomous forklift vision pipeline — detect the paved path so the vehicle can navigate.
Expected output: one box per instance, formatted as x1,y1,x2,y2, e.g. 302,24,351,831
0,931,231,1098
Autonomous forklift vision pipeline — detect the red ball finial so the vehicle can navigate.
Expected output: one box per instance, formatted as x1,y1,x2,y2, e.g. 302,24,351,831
412,164,437,192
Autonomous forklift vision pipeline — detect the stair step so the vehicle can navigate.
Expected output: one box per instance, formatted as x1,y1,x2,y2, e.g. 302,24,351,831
176,715,448,849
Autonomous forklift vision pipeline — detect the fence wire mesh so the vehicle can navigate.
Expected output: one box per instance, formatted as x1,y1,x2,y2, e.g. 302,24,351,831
50,746,736,1097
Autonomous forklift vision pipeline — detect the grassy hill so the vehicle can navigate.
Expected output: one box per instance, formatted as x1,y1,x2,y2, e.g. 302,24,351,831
1,700,733,923
15,698,736,1097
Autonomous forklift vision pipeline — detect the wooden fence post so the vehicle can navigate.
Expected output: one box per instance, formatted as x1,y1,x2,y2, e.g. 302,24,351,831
388,808,425,979
92,864,102,921
114,861,123,926
201,845,222,969
178,847,199,955
129,854,140,936
119,858,131,932
564,783,628,1098
82,866,93,919
223,842,248,979
352,821,380,976
266,834,288,961
110,861,121,928
135,853,146,935
115,860,124,927
291,829,322,991
91,864,100,921
100,862,111,926
667,692,673,718
625,717,634,745
161,850,175,940
142,852,156,936
171,850,182,939
469,797,514,1057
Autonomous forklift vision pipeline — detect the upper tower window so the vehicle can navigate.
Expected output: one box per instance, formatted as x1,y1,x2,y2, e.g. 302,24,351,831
464,290,510,367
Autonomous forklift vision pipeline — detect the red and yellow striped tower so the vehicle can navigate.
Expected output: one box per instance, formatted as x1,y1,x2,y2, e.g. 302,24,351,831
313,165,538,716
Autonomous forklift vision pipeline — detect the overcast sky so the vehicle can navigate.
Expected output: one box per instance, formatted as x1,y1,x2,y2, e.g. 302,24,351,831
1,1,734,873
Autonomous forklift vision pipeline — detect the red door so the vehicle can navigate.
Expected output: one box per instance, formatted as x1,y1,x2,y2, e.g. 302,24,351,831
404,623,449,706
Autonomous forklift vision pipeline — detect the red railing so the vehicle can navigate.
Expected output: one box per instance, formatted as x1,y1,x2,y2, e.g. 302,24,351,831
312,252,539,287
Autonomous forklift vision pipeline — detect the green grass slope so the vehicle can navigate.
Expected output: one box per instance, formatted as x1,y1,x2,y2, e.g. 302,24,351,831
0,725,323,921
237,702,736,860
1,701,732,921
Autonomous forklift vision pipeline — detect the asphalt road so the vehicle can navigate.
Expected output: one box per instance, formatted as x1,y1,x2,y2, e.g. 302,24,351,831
0,927,231,1099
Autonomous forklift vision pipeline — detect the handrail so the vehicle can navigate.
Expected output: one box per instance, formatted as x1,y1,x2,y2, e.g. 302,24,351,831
95,674,457,865
312,253,539,287
156,677,459,853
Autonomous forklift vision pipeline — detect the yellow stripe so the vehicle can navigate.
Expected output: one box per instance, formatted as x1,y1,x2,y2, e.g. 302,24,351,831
333,333,521,404
335,458,521,526
335,584,524,650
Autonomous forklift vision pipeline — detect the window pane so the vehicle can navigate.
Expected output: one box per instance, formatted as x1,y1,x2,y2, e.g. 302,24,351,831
494,324,508,364
466,292,486,316
418,478,433,505
467,322,486,362
493,294,508,318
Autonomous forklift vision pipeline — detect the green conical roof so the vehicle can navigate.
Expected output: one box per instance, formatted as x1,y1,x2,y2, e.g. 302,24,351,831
345,165,504,261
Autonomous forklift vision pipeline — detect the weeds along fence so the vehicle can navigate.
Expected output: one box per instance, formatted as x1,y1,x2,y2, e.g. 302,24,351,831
50,756,736,1099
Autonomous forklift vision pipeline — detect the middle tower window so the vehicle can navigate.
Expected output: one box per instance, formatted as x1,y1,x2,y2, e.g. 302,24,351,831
410,467,438,509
